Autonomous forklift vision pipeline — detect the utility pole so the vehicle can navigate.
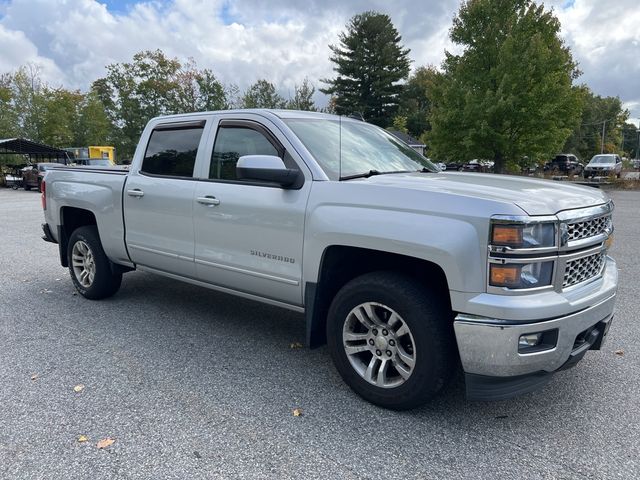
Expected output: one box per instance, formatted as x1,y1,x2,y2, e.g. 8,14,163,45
601,120,606,154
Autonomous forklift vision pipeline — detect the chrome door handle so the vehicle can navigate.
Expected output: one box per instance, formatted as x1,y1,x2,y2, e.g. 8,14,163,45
127,189,144,198
197,195,220,206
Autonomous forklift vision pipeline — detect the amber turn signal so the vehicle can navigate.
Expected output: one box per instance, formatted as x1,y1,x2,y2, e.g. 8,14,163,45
490,264,522,288
491,225,523,246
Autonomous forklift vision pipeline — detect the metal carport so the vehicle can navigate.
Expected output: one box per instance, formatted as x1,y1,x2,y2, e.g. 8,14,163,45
0,138,71,163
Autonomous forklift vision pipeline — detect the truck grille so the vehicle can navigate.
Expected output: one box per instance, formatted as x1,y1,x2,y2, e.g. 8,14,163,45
563,252,605,288
567,215,611,242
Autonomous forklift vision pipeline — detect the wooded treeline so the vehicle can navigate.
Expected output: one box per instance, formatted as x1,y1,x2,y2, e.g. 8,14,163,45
0,0,635,168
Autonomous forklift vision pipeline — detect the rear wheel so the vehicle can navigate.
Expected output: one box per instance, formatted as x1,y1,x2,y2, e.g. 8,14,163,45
24,184,31,191
327,272,456,410
68,226,122,299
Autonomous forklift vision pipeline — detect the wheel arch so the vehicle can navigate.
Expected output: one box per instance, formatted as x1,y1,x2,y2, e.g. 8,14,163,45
58,207,98,267
305,245,451,348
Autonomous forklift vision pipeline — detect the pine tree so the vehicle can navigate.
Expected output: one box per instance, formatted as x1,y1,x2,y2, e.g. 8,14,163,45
321,11,410,127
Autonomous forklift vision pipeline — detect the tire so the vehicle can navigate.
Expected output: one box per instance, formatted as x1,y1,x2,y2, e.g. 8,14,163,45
24,184,31,191
327,271,456,410
67,226,122,300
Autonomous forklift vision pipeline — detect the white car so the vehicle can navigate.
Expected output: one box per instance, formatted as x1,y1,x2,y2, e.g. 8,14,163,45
584,154,623,178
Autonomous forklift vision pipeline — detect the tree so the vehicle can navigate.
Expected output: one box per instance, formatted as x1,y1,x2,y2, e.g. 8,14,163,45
39,88,83,147
75,90,113,146
563,88,629,160
397,66,439,138
321,11,411,127
94,50,230,158
241,79,286,108
286,77,316,111
428,0,583,171
0,73,18,139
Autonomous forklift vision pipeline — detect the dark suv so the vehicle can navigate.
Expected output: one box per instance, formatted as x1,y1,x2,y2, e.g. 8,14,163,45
544,154,583,175
22,163,62,191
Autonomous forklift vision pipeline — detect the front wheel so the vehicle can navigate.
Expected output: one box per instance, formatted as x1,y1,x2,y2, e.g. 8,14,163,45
68,226,122,299
327,272,456,410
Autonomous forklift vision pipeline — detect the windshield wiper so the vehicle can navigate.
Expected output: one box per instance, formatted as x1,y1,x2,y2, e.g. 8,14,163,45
340,170,414,181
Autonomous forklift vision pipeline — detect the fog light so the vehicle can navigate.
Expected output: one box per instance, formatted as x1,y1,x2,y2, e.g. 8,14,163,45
518,329,559,354
519,333,542,347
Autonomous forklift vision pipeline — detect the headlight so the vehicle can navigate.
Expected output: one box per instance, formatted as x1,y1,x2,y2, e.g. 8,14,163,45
491,222,556,249
489,261,554,289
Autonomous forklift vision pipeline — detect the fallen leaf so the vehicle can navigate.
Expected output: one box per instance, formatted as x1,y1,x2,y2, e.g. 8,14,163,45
77,435,88,443
72,292,78,296
615,349,624,356
289,342,303,349
73,384,85,393
40,289,51,294
55,278,61,281
292,408,303,417
97,438,115,449
30,374,38,381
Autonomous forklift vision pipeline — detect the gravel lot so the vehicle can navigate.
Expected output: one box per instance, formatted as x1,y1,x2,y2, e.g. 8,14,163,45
0,187,638,479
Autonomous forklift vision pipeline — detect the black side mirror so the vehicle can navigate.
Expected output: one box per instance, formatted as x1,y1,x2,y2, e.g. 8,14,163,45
236,155,300,188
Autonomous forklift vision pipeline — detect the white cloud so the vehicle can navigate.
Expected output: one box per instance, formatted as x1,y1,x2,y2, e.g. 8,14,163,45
0,0,638,119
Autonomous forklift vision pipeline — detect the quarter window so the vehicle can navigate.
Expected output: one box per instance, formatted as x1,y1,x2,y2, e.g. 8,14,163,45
142,126,204,178
209,126,280,180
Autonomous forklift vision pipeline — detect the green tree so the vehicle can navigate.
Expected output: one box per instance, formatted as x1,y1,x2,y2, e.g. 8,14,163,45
391,115,408,133
428,0,583,172
242,79,286,108
94,50,229,158
321,11,411,127
286,77,316,111
397,66,438,138
39,88,84,147
563,88,629,161
621,122,639,159
75,90,113,146
0,73,18,138
11,65,47,141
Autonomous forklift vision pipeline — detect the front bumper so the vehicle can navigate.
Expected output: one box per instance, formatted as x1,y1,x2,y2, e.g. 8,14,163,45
453,256,617,400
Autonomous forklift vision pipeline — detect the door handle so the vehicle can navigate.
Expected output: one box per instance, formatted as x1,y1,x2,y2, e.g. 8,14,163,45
127,189,144,198
197,195,220,206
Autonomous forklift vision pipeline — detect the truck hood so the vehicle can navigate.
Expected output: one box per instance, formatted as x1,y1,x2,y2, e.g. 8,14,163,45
361,172,609,216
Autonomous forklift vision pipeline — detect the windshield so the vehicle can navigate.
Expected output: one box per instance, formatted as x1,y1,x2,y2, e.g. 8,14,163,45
284,118,437,180
590,155,615,164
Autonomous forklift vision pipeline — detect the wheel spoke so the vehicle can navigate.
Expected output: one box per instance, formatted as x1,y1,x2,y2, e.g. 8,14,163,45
376,358,390,386
395,323,409,337
345,344,370,355
396,346,415,368
344,332,369,342
363,303,382,325
365,356,380,382
353,307,374,329
394,360,412,380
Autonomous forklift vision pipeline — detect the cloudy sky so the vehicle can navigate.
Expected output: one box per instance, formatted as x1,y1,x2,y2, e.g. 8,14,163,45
0,0,638,124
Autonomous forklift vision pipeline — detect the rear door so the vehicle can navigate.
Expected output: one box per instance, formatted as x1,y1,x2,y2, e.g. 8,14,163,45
192,115,311,306
123,118,209,278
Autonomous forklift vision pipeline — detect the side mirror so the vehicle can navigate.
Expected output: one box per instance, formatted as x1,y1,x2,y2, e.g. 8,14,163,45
236,155,300,188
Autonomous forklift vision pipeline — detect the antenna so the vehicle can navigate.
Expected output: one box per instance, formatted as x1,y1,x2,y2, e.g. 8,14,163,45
339,115,342,180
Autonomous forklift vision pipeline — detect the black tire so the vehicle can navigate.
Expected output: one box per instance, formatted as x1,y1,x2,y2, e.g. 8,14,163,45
67,226,122,300
327,271,456,410
24,184,31,191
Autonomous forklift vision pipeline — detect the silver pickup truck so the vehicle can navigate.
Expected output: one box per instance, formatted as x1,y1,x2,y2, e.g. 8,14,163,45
41,109,618,409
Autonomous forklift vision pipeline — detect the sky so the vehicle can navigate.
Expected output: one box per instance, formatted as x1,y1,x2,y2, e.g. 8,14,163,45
0,0,638,125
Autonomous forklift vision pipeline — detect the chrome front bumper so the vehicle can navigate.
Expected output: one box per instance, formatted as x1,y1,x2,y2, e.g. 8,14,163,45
454,292,616,378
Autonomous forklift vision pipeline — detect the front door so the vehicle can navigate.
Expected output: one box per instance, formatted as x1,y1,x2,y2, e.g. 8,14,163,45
192,118,311,306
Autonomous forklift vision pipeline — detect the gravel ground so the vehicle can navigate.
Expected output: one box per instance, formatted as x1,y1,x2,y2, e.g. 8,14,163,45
0,187,638,479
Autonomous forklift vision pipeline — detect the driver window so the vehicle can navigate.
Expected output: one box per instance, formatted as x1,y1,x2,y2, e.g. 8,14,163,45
209,126,279,181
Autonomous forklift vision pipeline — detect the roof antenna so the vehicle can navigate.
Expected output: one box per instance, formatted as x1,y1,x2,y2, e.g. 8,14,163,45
339,115,342,181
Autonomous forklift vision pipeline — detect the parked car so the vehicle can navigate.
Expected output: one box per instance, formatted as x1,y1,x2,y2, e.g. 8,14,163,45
584,154,623,178
444,161,464,171
461,159,495,172
22,162,62,191
41,109,617,409
632,158,640,170
544,154,583,175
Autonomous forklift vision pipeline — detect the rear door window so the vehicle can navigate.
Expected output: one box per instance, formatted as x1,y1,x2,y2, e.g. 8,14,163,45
142,125,204,178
